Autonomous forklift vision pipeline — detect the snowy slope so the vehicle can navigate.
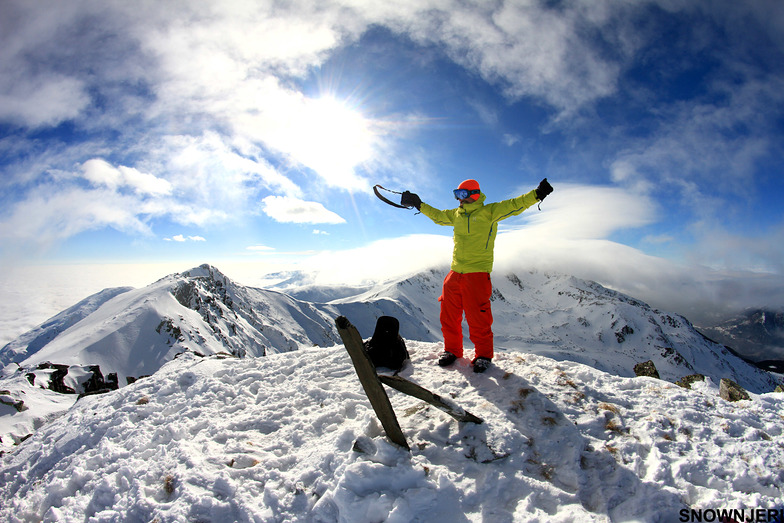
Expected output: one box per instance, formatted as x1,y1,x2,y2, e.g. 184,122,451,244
320,268,778,393
1,265,341,383
1,264,780,449
4,264,775,393
1,343,782,522
0,286,133,368
486,271,776,391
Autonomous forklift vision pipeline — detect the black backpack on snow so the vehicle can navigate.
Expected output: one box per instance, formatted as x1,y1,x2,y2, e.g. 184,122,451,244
363,316,410,371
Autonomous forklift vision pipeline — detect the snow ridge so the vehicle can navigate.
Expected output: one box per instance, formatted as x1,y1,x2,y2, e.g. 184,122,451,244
1,264,780,448
1,263,783,521
0,286,133,368
1,344,782,522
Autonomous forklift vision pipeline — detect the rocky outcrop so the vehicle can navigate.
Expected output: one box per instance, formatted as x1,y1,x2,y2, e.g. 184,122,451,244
615,325,635,343
633,360,660,379
676,374,705,389
719,378,751,402
0,390,27,412
27,363,73,394
26,362,119,397
636,364,782,397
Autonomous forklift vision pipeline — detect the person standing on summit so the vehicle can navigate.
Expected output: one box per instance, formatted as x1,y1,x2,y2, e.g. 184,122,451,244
400,178,553,373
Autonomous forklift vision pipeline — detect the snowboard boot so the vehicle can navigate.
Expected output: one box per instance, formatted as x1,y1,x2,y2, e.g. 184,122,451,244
437,351,458,367
472,357,491,373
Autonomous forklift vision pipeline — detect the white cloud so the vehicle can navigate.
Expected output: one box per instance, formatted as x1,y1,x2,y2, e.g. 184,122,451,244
226,86,378,190
0,187,152,247
81,158,122,189
0,0,180,132
3,0,779,145
161,132,301,199
687,221,784,275
82,159,172,197
365,0,630,116
494,230,784,326
261,196,346,225
118,166,173,197
0,149,240,251
246,245,275,252
0,133,304,250
118,3,378,190
165,235,206,243
503,134,520,147
150,202,229,228
0,75,90,128
609,79,781,203
511,183,657,240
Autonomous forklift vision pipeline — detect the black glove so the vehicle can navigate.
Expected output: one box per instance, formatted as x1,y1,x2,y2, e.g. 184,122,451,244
401,191,421,210
535,178,553,201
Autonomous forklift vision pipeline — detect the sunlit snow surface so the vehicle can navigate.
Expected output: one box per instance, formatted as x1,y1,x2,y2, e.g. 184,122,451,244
1,266,783,521
2,344,783,522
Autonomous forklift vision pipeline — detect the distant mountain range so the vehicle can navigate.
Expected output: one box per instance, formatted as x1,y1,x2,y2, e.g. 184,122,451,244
697,309,784,372
2,263,780,446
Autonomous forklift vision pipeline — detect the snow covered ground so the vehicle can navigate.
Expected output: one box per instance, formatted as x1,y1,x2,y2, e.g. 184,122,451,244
2,340,783,522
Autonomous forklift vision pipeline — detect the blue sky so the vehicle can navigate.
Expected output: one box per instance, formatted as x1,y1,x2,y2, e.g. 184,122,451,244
2,0,784,327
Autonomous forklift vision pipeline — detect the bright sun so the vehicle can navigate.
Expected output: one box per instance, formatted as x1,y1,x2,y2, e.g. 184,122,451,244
288,96,375,189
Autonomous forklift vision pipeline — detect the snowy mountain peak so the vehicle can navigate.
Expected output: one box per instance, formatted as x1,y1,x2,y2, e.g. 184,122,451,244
3,265,779,392
2,264,784,520
180,263,229,283
1,264,781,451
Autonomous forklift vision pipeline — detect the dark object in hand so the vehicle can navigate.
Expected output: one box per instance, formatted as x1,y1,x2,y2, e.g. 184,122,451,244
401,191,421,210
535,178,553,201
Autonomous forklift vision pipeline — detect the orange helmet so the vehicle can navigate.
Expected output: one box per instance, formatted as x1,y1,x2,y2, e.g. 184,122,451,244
455,179,481,201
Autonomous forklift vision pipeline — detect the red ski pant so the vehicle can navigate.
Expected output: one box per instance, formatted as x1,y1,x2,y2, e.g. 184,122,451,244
439,271,494,359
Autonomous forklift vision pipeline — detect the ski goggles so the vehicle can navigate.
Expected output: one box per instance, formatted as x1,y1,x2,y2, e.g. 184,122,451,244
453,188,480,200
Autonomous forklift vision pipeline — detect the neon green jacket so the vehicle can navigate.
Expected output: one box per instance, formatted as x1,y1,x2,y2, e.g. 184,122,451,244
420,190,540,273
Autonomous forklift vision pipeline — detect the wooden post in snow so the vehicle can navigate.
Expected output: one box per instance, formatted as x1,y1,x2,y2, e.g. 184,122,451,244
378,374,483,424
336,315,484,451
335,316,410,450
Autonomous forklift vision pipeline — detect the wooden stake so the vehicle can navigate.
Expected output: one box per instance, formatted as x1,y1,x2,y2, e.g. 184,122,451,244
335,316,410,450
378,375,483,424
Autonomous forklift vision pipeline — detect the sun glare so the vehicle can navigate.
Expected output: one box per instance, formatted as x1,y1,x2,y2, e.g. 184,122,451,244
292,96,375,189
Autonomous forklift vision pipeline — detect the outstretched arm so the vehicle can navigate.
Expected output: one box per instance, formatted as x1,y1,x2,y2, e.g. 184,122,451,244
402,191,456,226
419,202,456,226
490,179,554,221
